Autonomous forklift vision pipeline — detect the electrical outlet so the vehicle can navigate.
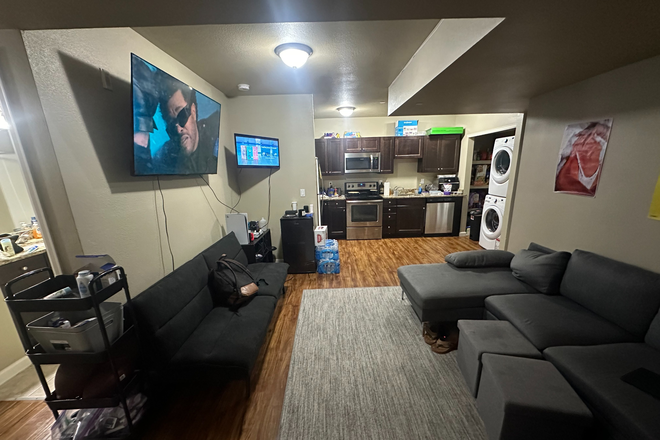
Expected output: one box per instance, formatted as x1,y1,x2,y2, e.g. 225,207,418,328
300,189,306,197
100,68,113,91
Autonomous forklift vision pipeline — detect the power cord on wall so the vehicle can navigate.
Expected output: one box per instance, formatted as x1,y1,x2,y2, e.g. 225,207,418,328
231,169,243,212
156,176,175,272
199,174,238,213
264,168,273,229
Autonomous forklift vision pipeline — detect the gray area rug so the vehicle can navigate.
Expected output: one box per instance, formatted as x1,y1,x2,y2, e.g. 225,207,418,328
279,287,486,440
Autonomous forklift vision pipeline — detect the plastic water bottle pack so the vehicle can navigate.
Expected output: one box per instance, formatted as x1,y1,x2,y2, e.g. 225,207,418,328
316,239,340,274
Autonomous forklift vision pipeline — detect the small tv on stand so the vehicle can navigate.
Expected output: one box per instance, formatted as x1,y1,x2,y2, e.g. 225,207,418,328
234,134,280,169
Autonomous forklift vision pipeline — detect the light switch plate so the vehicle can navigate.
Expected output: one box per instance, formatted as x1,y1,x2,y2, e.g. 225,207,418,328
300,189,306,197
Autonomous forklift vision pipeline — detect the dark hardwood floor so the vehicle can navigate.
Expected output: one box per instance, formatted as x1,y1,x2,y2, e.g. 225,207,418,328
0,236,480,440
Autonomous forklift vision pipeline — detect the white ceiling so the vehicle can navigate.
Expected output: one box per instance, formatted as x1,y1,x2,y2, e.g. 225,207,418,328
135,21,439,118
4,0,660,118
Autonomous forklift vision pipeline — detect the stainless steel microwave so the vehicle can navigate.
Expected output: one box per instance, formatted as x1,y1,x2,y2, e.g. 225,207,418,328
344,152,380,174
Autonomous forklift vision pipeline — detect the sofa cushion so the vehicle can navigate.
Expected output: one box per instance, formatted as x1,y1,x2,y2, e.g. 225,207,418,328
485,294,637,350
445,250,515,268
645,310,660,351
527,242,556,254
133,254,214,364
560,250,660,339
510,250,571,294
247,262,289,299
200,232,249,270
171,295,277,372
544,343,660,440
399,264,537,312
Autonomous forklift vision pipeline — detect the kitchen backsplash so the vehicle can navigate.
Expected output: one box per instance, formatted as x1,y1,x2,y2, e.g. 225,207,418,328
322,159,441,192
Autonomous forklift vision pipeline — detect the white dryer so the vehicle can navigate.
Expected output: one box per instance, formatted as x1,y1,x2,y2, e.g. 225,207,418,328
488,136,515,197
480,194,506,250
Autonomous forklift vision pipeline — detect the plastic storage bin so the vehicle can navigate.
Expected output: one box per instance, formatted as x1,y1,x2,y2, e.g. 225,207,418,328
27,302,123,353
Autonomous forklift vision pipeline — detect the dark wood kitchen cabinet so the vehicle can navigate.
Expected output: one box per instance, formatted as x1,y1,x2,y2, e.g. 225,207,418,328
394,137,423,158
419,134,461,174
344,137,380,153
343,138,361,152
315,138,344,175
379,137,394,174
383,199,397,237
322,199,346,239
396,198,426,237
0,253,51,294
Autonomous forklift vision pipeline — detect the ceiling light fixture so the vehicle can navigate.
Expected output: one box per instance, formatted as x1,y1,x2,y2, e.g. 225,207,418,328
0,107,9,130
337,106,355,117
237,83,250,91
275,43,313,69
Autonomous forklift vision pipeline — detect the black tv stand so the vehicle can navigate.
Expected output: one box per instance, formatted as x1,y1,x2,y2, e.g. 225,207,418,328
241,229,274,264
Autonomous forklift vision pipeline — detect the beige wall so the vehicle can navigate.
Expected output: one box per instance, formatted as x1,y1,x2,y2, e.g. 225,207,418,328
509,55,660,271
0,153,35,228
229,94,316,258
21,28,236,294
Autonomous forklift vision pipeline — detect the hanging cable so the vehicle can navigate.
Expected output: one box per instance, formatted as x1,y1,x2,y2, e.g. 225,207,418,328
264,168,273,229
231,168,243,212
156,176,175,271
199,174,237,213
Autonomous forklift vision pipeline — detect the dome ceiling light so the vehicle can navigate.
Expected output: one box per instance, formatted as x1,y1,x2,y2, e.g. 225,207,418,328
337,106,356,117
275,43,313,69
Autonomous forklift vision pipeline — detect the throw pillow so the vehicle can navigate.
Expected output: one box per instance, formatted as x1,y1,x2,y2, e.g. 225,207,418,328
445,250,515,268
527,242,556,254
511,249,571,294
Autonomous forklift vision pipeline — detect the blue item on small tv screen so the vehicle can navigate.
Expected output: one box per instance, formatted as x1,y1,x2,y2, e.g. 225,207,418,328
234,134,281,168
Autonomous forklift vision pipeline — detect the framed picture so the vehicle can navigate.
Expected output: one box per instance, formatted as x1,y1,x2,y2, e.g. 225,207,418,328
555,119,612,197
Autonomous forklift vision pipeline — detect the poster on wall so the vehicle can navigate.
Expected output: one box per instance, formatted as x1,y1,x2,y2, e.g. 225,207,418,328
649,173,660,221
554,119,612,197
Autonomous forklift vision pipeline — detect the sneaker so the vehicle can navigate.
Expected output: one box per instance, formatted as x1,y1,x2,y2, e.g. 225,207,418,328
422,322,438,345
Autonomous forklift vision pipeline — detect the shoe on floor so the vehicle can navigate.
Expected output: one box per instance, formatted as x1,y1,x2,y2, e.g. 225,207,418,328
430,339,457,354
422,322,438,345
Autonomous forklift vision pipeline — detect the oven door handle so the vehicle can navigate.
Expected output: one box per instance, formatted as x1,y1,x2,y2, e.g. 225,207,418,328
346,200,383,204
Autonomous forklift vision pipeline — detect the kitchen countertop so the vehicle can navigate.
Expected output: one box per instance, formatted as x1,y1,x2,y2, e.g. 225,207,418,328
0,239,47,267
321,195,346,200
383,192,465,199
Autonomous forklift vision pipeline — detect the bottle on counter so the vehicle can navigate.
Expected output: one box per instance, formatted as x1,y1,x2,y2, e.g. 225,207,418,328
418,182,423,194
76,270,94,298
31,216,42,239
379,180,384,195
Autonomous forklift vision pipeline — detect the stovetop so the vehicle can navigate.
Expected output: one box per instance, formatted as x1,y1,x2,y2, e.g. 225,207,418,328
345,181,382,200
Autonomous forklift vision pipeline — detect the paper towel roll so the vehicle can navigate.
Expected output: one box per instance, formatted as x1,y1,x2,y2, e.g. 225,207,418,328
384,182,390,196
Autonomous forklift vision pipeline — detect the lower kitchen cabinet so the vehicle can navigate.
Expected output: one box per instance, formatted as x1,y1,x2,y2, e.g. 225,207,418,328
382,198,425,238
322,200,346,239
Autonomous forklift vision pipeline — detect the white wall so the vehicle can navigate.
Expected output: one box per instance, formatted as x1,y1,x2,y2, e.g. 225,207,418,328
0,153,35,229
22,28,236,294
229,94,316,258
509,55,660,271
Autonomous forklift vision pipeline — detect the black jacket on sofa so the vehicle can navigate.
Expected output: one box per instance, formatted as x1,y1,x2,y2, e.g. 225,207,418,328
132,232,288,383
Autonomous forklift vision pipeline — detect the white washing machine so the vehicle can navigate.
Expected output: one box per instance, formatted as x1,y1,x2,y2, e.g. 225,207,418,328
480,195,506,250
488,136,515,197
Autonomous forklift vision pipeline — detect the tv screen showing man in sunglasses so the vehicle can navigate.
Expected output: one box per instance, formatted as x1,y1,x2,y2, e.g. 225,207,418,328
132,54,220,176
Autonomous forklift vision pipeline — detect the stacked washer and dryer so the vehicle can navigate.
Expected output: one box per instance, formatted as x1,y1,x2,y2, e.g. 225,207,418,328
479,136,515,250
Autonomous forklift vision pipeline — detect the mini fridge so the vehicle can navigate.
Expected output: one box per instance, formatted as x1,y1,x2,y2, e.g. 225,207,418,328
280,215,316,273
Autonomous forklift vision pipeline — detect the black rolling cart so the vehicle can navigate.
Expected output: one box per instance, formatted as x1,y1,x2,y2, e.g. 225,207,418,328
2,266,143,437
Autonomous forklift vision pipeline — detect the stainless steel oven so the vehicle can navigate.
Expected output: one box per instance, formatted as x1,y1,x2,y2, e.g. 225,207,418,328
345,181,383,240
345,152,380,174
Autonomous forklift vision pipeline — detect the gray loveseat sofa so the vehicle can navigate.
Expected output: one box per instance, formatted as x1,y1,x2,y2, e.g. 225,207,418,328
398,245,660,440
132,232,288,393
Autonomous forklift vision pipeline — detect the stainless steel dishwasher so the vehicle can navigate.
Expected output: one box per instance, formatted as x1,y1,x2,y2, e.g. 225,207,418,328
424,198,456,234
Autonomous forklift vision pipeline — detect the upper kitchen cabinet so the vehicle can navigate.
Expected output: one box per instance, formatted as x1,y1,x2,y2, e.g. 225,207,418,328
315,138,344,175
418,134,461,174
344,137,380,152
394,137,423,158
379,137,394,174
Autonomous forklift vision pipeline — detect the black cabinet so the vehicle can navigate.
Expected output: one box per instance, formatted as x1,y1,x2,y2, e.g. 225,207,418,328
0,253,51,294
379,137,394,174
343,138,361,152
322,200,346,239
280,216,316,273
359,137,380,152
315,138,344,175
383,199,397,237
241,229,274,264
396,198,426,237
394,137,423,158
419,134,461,174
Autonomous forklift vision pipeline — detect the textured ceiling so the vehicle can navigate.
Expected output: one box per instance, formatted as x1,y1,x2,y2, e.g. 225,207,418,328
135,21,439,118
4,0,660,117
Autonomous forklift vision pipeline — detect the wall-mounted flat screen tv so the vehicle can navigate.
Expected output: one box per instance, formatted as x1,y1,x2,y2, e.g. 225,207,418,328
131,54,221,176
234,134,281,168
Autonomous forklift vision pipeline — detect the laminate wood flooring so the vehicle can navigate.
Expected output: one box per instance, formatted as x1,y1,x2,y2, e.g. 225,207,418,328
0,236,480,440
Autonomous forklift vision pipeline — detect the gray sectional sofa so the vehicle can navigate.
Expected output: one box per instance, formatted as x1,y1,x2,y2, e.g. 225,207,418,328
132,232,288,393
398,245,660,440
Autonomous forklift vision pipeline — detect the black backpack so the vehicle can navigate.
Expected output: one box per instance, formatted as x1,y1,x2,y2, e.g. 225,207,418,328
211,254,266,309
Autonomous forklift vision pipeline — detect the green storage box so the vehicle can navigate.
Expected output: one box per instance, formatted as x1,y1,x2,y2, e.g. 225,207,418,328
425,127,464,135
